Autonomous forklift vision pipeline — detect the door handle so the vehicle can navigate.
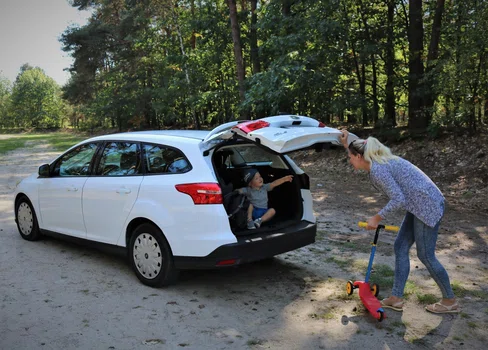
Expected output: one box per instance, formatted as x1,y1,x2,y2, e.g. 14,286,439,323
116,188,131,194
68,186,78,192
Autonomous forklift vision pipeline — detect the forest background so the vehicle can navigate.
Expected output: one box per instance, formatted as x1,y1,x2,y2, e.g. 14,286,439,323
0,0,487,135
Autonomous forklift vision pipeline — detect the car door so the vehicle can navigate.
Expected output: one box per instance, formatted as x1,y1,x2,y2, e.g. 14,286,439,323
38,142,99,238
202,115,359,154
82,141,143,244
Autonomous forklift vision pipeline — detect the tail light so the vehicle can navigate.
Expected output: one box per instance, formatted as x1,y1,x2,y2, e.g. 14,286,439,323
232,120,270,134
216,259,237,266
175,183,223,204
318,121,326,127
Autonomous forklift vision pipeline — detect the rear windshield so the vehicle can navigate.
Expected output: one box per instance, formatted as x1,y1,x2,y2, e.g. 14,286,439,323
221,145,288,169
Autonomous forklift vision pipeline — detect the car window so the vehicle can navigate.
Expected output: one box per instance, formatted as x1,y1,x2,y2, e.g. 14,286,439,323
143,144,191,174
96,142,141,176
230,145,287,169
52,143,98,177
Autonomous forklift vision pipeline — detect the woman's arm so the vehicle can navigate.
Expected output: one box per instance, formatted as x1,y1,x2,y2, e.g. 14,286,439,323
339,130,349,149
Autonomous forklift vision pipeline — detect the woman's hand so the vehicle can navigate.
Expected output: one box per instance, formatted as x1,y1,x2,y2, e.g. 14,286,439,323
339,130,349,149
366,214,383,230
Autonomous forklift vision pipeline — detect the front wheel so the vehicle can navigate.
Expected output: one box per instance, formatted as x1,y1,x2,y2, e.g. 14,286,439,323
15,196,41,241
377,310,384,322
129,223,178,287
346,281,355,296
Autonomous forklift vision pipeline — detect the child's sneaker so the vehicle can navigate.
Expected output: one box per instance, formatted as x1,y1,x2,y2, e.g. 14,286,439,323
247,220,256,230
254,218,262,228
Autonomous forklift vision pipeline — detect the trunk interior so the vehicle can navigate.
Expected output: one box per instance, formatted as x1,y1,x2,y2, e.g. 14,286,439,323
213,144,303,236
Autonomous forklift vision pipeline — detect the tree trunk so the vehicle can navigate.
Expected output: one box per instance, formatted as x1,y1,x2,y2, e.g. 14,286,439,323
250,0,260,75
424,0,445,123
470,50,485,131
484,99,488,124
282,0,293,16
172,4,200,129
190,0,196,49
227,0,246,118
357,0,379,126
361,63,368,126
385,0,396,127
342,1,367,125
408,0,427,130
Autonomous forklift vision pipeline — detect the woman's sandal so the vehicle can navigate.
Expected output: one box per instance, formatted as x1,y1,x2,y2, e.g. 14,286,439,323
425,302,460,314
380,298,404,312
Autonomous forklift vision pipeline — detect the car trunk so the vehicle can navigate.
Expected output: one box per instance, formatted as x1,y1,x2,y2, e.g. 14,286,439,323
212,143,303,236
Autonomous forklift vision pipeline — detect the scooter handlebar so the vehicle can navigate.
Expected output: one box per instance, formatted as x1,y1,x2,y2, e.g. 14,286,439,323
358,221,399,232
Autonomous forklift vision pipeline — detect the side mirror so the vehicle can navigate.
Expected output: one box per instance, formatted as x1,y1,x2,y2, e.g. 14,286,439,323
38,164,50,177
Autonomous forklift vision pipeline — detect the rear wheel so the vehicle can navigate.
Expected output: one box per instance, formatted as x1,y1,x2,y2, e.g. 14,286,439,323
15,196,41,241
371,283,380,297
129,223,178,287
346,281,355,296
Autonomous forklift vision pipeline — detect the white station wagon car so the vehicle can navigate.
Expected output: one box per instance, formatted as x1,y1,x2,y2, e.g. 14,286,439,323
14,115,349,287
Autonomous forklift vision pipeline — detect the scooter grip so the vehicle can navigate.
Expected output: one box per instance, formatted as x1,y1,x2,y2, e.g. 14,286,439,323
384,225,400,232
358,222,400,232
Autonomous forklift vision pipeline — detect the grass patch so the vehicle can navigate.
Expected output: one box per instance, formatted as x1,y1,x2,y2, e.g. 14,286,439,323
452,281,488,300
326,256,353,269
246,339,264,346
325,238,373,254
416,293,437,305
403,280,420,300
309,306,339,320
467,321,477,329
369,264,395,290
316,230,327,239
0,133,86,155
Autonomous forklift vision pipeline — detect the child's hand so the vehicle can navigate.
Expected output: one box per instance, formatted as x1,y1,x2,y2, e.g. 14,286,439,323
283,175,293,182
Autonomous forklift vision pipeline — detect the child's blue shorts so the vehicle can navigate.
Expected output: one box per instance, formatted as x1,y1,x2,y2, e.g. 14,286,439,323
252,207,267,220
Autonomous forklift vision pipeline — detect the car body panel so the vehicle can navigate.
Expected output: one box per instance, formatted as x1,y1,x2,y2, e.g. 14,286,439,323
202,115,355,154
83,176,144,244
38,177,88,238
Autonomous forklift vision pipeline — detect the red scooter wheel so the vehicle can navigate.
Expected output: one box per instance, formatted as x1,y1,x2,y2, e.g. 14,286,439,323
378,310,384,322
370,283,380,297
346,281,355,295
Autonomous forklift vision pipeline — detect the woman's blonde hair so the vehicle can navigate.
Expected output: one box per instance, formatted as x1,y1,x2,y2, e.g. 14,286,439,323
348,137,398,164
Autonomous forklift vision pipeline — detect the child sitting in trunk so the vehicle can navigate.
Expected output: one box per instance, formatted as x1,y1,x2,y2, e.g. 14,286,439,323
237,169,293,229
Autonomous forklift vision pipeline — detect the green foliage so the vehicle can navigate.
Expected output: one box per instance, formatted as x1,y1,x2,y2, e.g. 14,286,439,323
5,67,66,129
0,74,12,126
2,0,481,132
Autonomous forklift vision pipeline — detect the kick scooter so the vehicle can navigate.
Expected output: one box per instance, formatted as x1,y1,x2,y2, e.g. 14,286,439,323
346,222,399,321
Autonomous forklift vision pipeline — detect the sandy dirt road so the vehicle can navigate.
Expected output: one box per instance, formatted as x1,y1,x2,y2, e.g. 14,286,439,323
0,139,486,350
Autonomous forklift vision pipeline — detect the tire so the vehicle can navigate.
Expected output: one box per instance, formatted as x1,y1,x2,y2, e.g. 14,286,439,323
129,223,179,287
346,281,354,296
371,283,380,297
377,310,384,322
15,196,41,241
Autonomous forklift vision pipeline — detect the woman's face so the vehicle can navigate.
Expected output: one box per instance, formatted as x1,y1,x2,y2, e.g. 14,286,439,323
348,151,364,170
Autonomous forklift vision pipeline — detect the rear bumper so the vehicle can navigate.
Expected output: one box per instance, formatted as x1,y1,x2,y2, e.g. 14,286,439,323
174,220,316,269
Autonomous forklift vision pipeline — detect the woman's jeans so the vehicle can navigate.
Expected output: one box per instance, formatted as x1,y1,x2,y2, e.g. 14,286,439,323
392,210,455,299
